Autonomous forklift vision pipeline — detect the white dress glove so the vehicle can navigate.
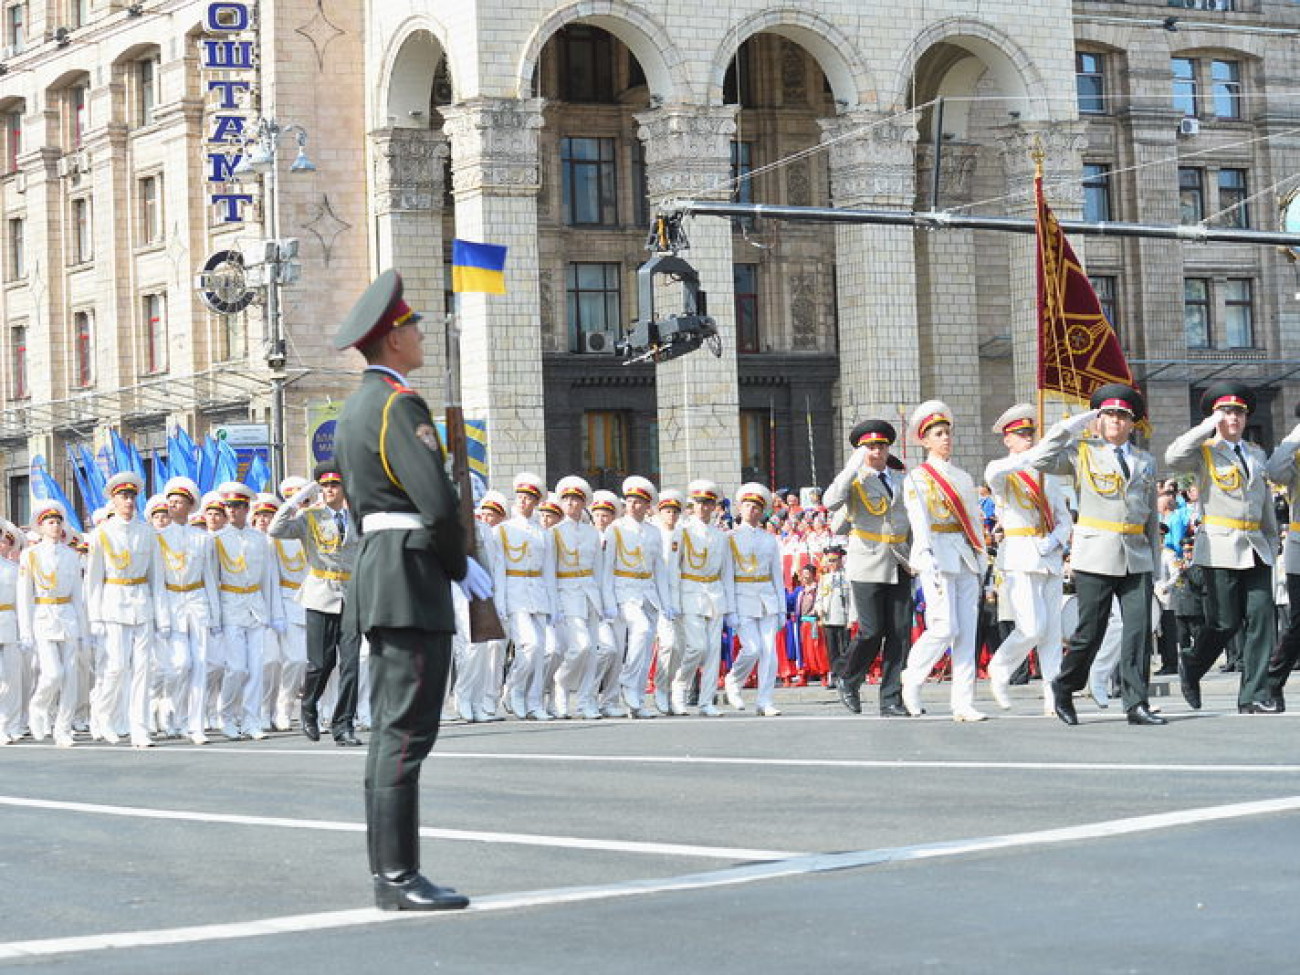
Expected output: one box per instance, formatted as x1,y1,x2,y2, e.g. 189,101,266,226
458,556,493,601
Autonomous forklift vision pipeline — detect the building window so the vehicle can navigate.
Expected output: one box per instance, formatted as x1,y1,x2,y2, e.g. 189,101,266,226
73,310,92,387
582,410,627,482
1224,279,1253,348
566,262,621,353
70,0,90,28
1172,57,1198,117
1076,52,1106,115
3,108,19,174
739,409,771,485
5,3,25,54
139,175,162,245
557,25,615,103
71,197,92,264
1089,275,1120,339
722,40,755,107
731,141,754,204
137,56,159,127
1184,278,1211,349
68,84,88,149
1211,60,1241,120
1178,167,1204,224
1217,169,1249,228
6,216,23,280
630,141,649,229
7,473,29,526
1168,0,1234,9
142,293,167,375
10,324,27,399
735,263,760,354
561,136,617,226
1082,164,1112,222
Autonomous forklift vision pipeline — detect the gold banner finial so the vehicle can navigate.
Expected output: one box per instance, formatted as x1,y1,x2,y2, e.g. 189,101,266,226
1030,134,1046,178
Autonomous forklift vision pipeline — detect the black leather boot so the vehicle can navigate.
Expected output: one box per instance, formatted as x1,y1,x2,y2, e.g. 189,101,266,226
371,785,468,911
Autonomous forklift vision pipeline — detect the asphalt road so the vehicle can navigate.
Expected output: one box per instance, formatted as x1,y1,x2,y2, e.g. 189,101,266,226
2,672,1299,972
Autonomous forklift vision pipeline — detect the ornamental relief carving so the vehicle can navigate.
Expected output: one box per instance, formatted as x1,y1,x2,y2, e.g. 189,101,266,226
998,122,1087,209
819,115,919,206
442,99,545,195
372,129,448,213
790,271,818,351
914,143,981,208
636,107,739,200
787,159,810,207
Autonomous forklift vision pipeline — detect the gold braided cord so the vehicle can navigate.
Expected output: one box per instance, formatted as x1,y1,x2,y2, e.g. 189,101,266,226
920,472,955,520
1077,441,1121,498
852,479,888,517
97,527,131,572
681,527,710,572
1201,444,1243,493
308,514,342,554
157,534,189,575
1006,472,1041,513
613,526,644,570
26,547,58,593
275,540,306,574
498,524,531,564
215,537,247,575
552,525,582,569
729,535,759,576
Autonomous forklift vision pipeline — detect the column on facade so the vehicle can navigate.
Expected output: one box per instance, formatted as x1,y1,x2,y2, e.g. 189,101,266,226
1259,115,1300,431
440,98,546,482
818,111,921,460
84,116,130,416
636,105,742,493
913,141,985,467
997,121,1087,419
370,126,450,402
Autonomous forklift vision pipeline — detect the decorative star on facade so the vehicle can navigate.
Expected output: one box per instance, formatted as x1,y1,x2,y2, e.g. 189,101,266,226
302,194,352,267
294,1,345,71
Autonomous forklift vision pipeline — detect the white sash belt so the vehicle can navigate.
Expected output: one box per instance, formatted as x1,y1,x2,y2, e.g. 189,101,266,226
361,512,423,533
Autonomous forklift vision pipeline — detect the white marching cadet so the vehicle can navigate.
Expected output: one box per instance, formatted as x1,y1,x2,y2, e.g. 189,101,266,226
0,519,24,743
579,490,627,717
723,483,785,716
254,490,309,732
675,480,735,716
652,490,686,714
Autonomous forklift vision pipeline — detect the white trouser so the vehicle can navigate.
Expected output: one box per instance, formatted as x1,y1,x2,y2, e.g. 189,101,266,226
451,589,474,719
653,614,684,708
580,615,625,709
30,639,81,740
728,614,781,708
152,625,191,734
989,571,1065,702
263,621,306,727
475,638,506,716
0,642,24,738
504,611,549,713
218,625,265,733
679,612,725,709
93,622,154,745
617,599,660,708
179,625,218,736
1087,600,1125,695
555,611,599,704
903,569,981,712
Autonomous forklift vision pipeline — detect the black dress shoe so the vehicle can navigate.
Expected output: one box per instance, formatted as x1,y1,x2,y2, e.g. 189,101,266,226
335,731,363,747
374,872,470,912
1238,701,1283,714
880,704,910,718
1178,663,1201,710
1127,704,1168,726
302,712,320,742
838,680,863,714
1051,680,1078,726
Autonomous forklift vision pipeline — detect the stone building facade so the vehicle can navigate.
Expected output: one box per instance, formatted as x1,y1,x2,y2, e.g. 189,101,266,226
0,0,1296,520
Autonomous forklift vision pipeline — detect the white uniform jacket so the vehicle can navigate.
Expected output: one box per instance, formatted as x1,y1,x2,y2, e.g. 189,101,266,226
85,517,165,627
268,502,359,615
728,523,783,618
1266,429,1300,575
269,536,309,626
156,523,221,631
492,515,556,618
552,518,614,619
983,454,1073,576
823,459,911,584
212,526,282,628
676,516,735,619
18,541,88,643
1167,418,1277,570
0,558,18,644
1028,416,1160,577
904,458,987,577
658,522,684,613
608,516,674,612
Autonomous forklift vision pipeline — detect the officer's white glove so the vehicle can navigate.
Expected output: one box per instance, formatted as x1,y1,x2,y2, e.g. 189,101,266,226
1289,420,1300,442
458,556,493,601
601,606,617,622
1036,536,1060,557
286,481,321,508
269,618,287,635
1062,409,1099,435
724,613,740,630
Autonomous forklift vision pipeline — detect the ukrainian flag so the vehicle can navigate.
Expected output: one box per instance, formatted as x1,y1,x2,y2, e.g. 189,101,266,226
451,239,508,294
434,419,490,479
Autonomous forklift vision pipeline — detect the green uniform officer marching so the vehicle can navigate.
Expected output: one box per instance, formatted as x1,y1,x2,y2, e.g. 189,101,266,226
332,269,492,911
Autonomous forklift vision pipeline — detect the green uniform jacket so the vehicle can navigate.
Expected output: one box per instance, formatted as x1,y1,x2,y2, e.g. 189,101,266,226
334,368,467,634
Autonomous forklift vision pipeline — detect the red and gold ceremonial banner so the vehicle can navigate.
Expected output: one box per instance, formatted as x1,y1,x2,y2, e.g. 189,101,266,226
1036,172,1133,403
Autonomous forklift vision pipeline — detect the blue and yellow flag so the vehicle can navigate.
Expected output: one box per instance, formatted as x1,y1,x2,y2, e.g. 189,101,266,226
435,419,490,479
451,239,507,294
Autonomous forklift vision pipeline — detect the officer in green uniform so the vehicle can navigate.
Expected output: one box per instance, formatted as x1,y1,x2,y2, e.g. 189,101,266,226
332,270,492,911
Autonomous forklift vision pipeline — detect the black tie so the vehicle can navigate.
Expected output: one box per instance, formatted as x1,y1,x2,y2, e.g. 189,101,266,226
879,472,892,500
1115,446,1131,479
335,510,347,540
1233,443,1249,478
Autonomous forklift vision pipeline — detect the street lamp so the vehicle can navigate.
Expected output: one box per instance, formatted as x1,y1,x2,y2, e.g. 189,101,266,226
233,118,316,485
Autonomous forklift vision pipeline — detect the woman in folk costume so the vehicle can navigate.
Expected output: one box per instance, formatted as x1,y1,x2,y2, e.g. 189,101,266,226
793,562,831,685
0,519,25,743
18,500,89,746
899,401,990,722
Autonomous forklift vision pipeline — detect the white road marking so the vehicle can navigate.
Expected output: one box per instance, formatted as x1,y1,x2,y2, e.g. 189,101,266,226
0,796,799,862
1,794,1297,961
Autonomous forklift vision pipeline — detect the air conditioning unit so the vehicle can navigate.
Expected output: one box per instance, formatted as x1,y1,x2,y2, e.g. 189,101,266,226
1178,117,1200,137
582,331,615,354
56,156,71,178
13,172,26,194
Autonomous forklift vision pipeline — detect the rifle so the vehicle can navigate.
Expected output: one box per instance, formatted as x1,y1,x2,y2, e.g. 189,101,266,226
445,308,506,642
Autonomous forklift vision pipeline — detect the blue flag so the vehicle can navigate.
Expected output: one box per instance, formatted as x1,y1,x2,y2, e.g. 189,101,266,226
213,438,239,487
151,448,170,496
169,426,198,481
30,455,83,532
76,444,107,511
243,453,271,494
109,428,145,481
197,437,218,493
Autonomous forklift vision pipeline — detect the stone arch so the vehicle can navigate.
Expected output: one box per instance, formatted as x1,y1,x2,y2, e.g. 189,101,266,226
709,8,876,109
375,18,455,130
515,0,686,103
894,17,1052,132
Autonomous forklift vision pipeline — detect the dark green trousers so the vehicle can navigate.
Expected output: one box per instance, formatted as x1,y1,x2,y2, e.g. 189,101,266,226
1058,569,1152,712
1181,561,1274,707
